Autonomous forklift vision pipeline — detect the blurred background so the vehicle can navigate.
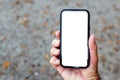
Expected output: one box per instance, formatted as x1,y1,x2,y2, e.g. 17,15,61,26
0,0,120,80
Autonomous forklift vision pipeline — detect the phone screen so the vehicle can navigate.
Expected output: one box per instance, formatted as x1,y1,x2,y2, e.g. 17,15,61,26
60,9,90,68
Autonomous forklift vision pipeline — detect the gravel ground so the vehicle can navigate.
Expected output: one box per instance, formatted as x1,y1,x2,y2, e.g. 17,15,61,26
0,0,120,80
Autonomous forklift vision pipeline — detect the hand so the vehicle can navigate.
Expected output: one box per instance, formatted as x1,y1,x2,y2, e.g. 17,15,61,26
50,31,101,80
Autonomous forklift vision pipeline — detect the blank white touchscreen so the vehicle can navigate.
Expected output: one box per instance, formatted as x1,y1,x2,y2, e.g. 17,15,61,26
61,10,89,67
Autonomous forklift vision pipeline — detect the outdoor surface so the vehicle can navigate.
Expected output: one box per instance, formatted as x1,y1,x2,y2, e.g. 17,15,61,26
0,0,120,80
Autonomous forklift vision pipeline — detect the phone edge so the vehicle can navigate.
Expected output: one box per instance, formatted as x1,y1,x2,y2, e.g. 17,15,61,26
60,9,90,68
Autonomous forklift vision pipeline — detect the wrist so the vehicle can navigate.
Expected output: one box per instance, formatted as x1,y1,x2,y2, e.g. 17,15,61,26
87,73,101,80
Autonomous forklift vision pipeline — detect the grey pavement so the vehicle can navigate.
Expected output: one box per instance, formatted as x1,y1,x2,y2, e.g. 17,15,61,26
0,0,120,80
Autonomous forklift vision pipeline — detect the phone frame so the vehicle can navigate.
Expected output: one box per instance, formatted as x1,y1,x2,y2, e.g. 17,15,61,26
60,9,90,68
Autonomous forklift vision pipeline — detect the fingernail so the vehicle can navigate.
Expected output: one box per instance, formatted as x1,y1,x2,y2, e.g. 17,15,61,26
53,59,59,64
92,34,97,45
55,40,58,46
93,35,96,40
92,34,95,41
55,59,59,64
54,49,58,54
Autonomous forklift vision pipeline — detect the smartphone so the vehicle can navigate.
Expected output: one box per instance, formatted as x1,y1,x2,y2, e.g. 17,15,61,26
60,9,90,68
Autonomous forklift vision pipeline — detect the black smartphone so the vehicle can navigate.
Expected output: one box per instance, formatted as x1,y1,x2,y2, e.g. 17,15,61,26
60,9,90,68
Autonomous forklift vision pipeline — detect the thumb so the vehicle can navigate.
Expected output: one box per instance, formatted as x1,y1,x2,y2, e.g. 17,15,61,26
89,34,98,68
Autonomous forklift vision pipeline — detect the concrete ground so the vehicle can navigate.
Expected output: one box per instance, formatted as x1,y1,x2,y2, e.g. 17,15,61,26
0,0,120,80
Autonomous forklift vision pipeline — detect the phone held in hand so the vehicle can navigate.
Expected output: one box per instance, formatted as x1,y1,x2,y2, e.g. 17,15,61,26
60,9,90,68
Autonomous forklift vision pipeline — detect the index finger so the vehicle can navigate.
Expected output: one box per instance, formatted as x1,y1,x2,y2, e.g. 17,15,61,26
56,31,60,39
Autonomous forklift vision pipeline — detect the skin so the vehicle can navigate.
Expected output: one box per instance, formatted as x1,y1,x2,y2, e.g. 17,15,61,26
50,31,101,80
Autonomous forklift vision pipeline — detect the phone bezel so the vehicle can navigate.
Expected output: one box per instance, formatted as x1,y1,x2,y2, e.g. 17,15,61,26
60,9,90,68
